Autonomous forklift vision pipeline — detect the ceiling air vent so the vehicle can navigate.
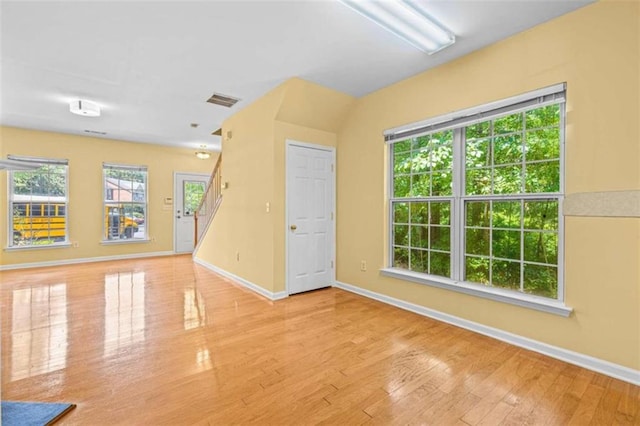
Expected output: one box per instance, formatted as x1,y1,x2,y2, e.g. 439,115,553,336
84,129,107,135
206,92,240,108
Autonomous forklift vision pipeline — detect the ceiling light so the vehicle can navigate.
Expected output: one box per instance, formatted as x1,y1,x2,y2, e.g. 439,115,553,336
195,145,211,160
338,0,455,54
70,100,101,117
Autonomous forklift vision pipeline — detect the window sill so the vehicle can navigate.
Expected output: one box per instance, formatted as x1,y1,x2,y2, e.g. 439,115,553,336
5,242,72,251
380,267,573,317
100,239,151,246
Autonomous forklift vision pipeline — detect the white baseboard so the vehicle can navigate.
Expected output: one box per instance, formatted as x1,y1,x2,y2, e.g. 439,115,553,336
334,280,640,386
0,251,175,271
194,257,288,301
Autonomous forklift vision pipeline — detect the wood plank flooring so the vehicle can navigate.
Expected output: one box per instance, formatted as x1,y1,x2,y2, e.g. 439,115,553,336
1,255,638,425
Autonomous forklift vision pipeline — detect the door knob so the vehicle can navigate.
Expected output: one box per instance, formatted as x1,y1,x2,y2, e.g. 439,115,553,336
290,224,297,231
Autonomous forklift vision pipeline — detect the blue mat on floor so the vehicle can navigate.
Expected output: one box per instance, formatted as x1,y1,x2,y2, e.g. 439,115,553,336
1,401,76,426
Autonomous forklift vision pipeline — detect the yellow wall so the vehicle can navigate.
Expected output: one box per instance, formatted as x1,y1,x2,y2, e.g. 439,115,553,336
337,1,639,369
195,78,354,292
194,82,284,291
0,126,216,266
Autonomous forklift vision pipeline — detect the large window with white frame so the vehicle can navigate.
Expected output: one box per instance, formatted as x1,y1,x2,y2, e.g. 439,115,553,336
8,156,69,248
103,163,148,241
387,84,565,304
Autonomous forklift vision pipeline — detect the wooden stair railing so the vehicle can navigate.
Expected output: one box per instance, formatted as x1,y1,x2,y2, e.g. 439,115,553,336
194,155,222,249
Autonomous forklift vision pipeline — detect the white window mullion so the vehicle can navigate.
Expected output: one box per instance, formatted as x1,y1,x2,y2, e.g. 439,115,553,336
452,128,465,281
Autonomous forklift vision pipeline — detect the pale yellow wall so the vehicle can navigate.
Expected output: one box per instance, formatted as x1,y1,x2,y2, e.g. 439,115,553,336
0,126,216,266
196,78,353,293
337,1,639,369
194,83,284,291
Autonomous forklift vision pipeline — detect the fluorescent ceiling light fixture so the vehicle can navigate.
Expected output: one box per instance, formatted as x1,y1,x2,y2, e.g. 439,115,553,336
70,99,100,117
338,0,455,54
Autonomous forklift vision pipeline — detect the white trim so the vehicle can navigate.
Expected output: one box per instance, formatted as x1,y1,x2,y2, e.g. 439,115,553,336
100,239,151,245
380,267,572,317
0,251,174,271
5,242,72,251
285,140,336,296
194,257,288,301
333,280,640,386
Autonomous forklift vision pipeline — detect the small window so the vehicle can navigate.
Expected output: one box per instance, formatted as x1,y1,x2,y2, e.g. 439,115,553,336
103,163,148,241
8,156,69,247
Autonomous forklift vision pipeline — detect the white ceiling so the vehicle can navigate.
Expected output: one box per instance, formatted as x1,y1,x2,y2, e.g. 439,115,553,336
0,0,592,152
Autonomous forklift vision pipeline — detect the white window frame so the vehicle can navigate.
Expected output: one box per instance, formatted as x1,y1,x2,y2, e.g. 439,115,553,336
382,84,572,317
102,163,149,244
6,155,70,249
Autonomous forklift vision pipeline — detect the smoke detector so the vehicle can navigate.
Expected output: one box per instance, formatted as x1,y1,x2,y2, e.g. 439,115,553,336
70,100,101,117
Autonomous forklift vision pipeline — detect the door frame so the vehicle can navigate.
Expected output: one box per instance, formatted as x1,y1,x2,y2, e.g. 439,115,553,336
173,171,210,253
285,140,336,295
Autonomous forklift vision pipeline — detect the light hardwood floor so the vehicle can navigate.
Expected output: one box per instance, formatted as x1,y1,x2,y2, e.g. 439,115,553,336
1,255,638,425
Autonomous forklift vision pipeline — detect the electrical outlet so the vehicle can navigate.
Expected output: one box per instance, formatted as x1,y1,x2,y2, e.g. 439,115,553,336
73,241,79,248
360,260,367,271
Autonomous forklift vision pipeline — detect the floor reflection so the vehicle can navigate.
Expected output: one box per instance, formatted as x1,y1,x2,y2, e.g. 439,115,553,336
11,284,68,381
104,271,145,357
184,287,206,330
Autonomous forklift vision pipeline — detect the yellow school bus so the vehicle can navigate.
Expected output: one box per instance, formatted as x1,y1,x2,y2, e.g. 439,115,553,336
104,204,139,239
12,195,67,242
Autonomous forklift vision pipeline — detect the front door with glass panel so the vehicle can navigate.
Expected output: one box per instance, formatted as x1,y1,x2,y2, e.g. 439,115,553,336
174,173,208,253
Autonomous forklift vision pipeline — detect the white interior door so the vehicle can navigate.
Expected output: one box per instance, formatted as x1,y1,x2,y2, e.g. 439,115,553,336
174,173,209,253
286,142,335,295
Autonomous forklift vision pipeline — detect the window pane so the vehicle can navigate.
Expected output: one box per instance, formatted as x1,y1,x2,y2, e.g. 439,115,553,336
411,225,428,249
524,200,558,230
465,256,489,285
466,201,490,227
466,228,489,256
184,181,206,216
430,202,450,225
411,173,430,197
466,168,492,195
394,175,411,198
492,260,521,290
430,226,450,251
431,138,453,171
431,171,452,196
393,202,409,224
103,166,147,241
10,161,68,247
429,251,450,277
411,150,430,174
492,201,521,229
493,134,523,165
394,151,412,174
465,138,490,169
410,249,429,273
411,136,429,150
410,202,429,225
466,121,490,140
394,225,409,246
524,232,558,264
393,247,409,269
524,264,557,298
493,165,522,194
492,230,521,260
525,104,560,129
525,128,560,161
494,113,523,134
394,139,411,153
525,161,560,193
